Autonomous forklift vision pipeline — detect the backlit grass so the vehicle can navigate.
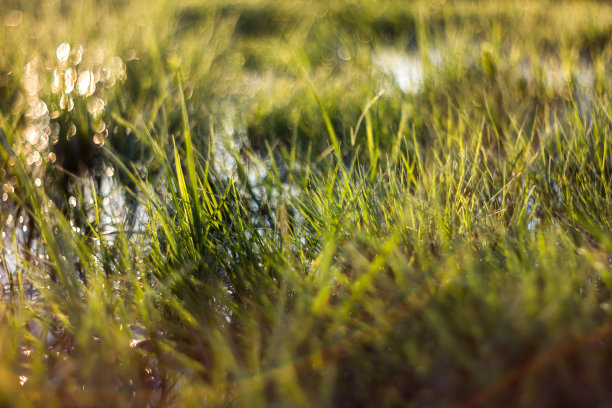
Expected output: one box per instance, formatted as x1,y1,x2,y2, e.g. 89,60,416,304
0,1,611,406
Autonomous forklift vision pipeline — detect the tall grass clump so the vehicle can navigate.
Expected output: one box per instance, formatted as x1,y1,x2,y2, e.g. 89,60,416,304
0,0,611,407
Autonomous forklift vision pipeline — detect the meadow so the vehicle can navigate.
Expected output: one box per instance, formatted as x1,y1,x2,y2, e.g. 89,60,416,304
0,0,611,406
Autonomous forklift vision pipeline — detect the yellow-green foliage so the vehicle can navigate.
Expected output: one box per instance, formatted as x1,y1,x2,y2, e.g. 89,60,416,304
0,0,611,407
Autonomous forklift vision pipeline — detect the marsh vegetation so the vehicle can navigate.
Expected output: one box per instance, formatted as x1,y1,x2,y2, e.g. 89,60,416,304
0,0,611,406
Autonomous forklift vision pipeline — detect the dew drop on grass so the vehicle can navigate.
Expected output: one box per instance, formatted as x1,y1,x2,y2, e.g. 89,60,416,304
64,67,76,93
93,133,104,146
22,61,39,97
52,69,62,93
77,70,96,96
40,130,49,144
106,167,114,177
67,123,77,139
72,44,83,66
88,98,105,118
100,66,111,82
18,375,27,386
56,42,70,62
48,152,56,163
69,196,77,207
25,126,39,145
338,45,353,61
109,56,123,72
59,94,74,111
30,100,48,119
31,151,41,166
34,178,42,187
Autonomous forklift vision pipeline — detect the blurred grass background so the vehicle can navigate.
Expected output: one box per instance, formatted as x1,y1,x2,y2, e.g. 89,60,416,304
0,0,611,406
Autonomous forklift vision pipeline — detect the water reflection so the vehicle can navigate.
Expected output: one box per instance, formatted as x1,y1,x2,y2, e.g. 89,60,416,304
374,49,425,94
1,41,129,289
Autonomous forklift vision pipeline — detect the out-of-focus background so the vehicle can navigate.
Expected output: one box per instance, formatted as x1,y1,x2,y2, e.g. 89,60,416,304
2,0,610,162
0,1,611,407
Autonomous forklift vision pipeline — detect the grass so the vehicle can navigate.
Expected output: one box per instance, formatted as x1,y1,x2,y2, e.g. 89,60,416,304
0,0,611,406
